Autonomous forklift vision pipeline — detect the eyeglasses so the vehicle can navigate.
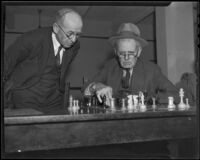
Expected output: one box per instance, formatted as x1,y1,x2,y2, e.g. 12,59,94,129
118,52,138,59
56,23,81,42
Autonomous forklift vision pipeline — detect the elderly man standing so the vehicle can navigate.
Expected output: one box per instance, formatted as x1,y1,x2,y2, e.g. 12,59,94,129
84,23,179,105
4,8,83,114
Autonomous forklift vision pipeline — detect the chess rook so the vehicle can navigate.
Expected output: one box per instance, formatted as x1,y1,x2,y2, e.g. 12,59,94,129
168,97,176,111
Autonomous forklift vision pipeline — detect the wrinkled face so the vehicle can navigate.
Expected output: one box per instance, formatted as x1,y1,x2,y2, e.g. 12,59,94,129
54,12,83,48
115,39,141,69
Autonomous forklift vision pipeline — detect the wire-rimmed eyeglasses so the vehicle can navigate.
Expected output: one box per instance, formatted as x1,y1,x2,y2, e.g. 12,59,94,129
56,23,81,42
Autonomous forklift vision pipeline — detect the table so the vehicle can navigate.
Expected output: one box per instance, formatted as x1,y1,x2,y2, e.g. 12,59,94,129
3,106,197,158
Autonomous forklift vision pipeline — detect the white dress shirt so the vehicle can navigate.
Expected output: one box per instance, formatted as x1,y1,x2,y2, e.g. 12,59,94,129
52,33,65,64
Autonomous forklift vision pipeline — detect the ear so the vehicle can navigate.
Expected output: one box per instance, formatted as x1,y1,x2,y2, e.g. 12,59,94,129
137,46,142,57
53,23,59,34
114,48,118,57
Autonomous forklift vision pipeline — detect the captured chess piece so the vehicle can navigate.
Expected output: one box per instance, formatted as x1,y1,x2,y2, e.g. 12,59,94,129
168,97,176,111
178,88,186,111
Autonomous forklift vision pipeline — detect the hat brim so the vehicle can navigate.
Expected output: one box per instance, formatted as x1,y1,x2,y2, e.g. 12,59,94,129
108,33,148,47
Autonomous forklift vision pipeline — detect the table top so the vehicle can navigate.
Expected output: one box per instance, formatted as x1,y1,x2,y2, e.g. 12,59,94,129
4,105,196,125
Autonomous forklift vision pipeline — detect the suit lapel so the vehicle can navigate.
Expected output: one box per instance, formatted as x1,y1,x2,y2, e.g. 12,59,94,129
39,28,54,76
130,58,146,93
60,41,80,87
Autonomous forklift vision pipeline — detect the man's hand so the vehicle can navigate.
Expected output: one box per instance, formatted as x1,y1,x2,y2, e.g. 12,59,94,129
84,82,113,106
95,84,113,106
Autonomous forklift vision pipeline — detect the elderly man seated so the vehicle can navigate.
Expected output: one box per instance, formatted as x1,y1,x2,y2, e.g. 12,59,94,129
84,23,179,106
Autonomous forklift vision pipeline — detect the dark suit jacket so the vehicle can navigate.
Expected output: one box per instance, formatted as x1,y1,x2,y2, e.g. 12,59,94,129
4,27,80,107
89,57,179,104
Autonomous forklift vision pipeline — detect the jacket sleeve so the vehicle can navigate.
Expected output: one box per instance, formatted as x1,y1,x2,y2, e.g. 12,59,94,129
153,65,179,104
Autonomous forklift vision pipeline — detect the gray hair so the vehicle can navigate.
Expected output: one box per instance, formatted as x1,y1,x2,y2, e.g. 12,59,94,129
114,38,142,52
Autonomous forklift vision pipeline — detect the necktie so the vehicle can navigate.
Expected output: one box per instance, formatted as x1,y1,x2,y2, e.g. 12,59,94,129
122,69,130,89
55,45,62,66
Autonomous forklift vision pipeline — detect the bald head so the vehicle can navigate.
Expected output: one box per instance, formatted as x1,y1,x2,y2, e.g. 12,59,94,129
53,8,83,48
55,8,82,27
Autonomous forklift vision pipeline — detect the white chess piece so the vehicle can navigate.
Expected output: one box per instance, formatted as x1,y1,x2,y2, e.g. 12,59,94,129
127,95,134,112
185,98,190,110
133,95,139,112
152,97,157,110
71,100,77,114
76,100,80,114
68,95,73,114
110,98,116,110
69,95,73,108
121,98,126,112
168,97,176,111
140,93,147,112
178,88,186,111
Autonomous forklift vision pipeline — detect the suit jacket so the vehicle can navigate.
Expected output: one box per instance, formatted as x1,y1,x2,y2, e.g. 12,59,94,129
4,27,80,107
89,57,179,104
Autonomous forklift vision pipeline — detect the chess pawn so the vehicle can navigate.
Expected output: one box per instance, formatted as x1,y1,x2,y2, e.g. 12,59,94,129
168,97,176,111
178,88,186,111
133,95,139,112
185,98,190,110
121,98,126,112
139,93,147,112
152,97,157,110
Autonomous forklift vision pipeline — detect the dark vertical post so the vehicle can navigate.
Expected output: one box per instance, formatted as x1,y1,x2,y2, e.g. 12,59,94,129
153,7,157,64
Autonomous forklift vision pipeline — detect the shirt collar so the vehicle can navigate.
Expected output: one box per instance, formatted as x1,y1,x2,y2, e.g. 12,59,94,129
123,68,133,76
52,32,65,54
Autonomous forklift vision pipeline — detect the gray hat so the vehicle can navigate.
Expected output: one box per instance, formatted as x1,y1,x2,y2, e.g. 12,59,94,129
109,23,148,47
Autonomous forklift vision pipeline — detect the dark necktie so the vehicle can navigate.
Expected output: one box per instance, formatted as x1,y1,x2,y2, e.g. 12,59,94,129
121,69,131,89
55,45,63,66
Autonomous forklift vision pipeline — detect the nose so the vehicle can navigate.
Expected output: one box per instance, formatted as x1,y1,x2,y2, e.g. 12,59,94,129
124,54,129,60
70,35,77,43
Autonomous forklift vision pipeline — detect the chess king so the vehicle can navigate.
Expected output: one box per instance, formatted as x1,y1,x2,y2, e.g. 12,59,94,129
84,23,180,106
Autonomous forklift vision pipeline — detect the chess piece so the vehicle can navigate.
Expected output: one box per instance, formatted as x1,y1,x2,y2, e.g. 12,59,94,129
127,95,134,111
72,100,76,114
110,98,116,110
133,95,139,112
185,98,190,110
69,95,73,108
178,88,186,111
152,97,157,111
168,97,176,111
139,93,147,112
76,100,80,114
121,98,126,112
